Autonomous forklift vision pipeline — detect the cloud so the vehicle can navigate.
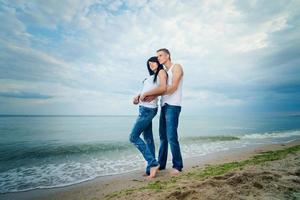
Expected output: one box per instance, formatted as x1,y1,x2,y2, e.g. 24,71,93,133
0,0,299,115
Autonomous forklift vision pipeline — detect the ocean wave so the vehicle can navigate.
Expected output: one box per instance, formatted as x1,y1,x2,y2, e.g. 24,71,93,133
1,130,299,193
0,142,133,162
0,154,145,194
241,130,300,139
0,136,243,162
0,140,246,194
2,130,299,162
182,136,240,142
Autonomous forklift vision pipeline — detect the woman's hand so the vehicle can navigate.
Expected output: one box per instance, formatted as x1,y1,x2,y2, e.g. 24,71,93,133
139,94,146,102
133,95,140,105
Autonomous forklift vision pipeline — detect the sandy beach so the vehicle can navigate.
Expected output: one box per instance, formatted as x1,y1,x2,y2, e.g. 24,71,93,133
1,140,300,200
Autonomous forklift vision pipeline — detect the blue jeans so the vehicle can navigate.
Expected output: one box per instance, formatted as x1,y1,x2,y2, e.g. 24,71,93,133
158,103,183,171
129,106,159,175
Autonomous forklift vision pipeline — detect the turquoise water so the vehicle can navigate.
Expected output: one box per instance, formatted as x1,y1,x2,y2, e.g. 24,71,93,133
0,115,300,193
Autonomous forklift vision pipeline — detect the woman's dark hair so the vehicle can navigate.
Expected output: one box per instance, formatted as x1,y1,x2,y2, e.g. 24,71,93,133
147,56,164,83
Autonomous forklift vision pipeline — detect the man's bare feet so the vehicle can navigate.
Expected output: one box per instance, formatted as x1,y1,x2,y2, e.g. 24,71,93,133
170,168,181,176
149,165,160,179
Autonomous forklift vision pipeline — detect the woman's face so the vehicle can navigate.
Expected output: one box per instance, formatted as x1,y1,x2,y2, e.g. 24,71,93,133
149,61,158,72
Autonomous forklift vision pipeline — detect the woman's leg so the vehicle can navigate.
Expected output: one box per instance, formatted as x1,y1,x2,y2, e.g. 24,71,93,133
143,121,156,175
143,121,155,158
129,106,159,172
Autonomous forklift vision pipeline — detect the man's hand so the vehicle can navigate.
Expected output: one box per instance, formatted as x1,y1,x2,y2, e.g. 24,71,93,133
144,95,157,102
133,95,140,105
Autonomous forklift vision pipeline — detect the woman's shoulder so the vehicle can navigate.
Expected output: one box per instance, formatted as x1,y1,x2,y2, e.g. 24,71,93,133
158,69,167,75
158,69,167,79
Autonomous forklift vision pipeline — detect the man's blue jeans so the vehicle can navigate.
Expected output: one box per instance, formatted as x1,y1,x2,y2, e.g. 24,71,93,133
158,103,183,171
129,106,159,175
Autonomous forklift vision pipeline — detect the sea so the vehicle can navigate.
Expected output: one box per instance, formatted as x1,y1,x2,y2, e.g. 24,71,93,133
0,114,300,194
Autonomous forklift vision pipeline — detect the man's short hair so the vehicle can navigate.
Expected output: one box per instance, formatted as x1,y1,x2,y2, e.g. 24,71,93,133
157,48,171,61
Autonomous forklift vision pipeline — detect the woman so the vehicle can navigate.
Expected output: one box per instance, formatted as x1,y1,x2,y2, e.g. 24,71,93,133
129,56,167,178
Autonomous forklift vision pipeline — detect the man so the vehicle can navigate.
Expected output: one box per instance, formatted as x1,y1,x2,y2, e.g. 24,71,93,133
145,48,184,176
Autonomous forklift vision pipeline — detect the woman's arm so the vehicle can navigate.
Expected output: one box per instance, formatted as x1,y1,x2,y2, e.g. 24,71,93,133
139,70,167,101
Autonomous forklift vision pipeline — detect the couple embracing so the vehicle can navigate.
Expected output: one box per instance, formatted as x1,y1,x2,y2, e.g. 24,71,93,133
129,48,184,179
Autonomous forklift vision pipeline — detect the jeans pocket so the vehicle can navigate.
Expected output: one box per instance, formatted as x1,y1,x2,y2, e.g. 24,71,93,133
166,104,181,115
141,107,157,118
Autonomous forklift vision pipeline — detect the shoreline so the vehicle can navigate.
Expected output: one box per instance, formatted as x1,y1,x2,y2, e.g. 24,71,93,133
1,140,300,200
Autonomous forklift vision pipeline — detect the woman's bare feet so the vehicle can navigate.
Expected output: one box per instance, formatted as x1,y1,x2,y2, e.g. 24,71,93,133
149,165,160,179
142,172,148,177
170,168,180,176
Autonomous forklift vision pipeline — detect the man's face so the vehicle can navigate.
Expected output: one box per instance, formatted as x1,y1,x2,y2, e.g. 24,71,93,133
157,51,169,65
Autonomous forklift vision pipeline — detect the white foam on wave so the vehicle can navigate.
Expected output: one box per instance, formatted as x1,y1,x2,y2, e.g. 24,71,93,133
181,139,250,159
1,140,248,194
241,130,300,139
0,154,145,194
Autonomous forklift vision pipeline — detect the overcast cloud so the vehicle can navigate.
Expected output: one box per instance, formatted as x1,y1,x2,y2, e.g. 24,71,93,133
0,0,299,116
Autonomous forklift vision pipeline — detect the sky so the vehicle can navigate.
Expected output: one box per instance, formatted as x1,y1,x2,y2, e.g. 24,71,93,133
0,0,299,116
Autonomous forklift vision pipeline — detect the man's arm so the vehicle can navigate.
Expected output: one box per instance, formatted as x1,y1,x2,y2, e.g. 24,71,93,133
165,64,183,95
144,95,157,102
139,70,167,101
143,64,183,102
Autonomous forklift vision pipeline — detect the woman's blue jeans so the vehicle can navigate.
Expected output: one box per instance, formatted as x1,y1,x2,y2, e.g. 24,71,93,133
129,106,159,175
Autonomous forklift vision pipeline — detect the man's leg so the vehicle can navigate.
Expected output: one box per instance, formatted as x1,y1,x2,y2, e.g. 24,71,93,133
165,104,183,172
158,106,168,170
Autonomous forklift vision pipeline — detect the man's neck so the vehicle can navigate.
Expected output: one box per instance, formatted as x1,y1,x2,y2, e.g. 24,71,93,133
164,61,173,69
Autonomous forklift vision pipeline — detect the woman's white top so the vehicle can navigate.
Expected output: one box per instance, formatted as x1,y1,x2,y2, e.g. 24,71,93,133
139,74,159,108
